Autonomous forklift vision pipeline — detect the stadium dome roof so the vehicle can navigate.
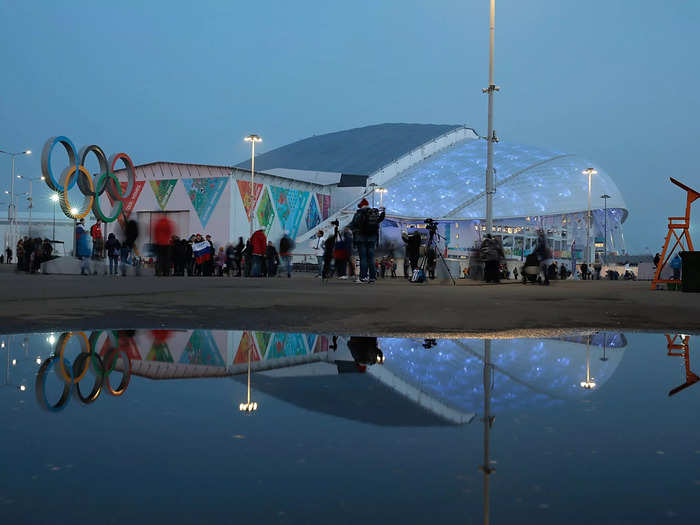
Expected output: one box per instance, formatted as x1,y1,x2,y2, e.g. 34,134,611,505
379,139,628,220
236,123,463,175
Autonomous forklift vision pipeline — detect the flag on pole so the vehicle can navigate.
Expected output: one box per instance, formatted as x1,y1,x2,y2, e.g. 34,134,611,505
193,241,212,264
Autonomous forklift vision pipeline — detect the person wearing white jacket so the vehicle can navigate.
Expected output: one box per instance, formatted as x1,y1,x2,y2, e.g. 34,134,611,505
310,230,326,277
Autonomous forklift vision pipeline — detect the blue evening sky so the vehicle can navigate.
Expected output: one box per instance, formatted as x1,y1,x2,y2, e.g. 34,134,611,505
1,0,698,251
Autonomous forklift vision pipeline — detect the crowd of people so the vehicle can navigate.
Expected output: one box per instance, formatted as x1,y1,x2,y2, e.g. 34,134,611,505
7,237,54,273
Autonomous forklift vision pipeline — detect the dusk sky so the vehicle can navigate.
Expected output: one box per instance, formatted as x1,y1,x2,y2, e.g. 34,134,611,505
1,0,698,251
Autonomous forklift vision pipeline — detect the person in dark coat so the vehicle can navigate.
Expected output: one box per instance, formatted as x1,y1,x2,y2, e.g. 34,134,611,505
265,241,279,277
105,233,121,275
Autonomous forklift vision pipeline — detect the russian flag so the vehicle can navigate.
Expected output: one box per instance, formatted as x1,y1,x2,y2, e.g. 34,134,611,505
193,241,212,264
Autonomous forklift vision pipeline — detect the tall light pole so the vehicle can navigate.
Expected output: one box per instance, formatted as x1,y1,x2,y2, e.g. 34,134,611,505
17,175,45,237
482,0,499,235
581,168,597,265
0,149,31,247
50,193,59,241
600,194,610,260
244,134,262,239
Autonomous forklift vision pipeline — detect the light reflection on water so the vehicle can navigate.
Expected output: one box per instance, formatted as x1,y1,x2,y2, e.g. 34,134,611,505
0,330,698,524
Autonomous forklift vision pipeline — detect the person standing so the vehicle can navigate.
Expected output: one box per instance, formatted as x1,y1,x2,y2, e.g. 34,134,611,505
5,246,11,264
90,220,104,259
75,218,92,275
265,241,279,277
234,237,244,277
279,233,294,278
349,198,385,283
533,230,552,285
250,229,267,277
105,233,121,275
153,215,174,277
310,230,326,278
671,253,682,280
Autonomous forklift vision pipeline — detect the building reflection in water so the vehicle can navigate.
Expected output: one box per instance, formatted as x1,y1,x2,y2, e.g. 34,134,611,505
3,328,660,523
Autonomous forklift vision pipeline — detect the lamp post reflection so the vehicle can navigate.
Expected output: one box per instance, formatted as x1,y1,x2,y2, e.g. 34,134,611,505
480,339,495,525
239,335,258,413
600,332,608,362
580,335,596,389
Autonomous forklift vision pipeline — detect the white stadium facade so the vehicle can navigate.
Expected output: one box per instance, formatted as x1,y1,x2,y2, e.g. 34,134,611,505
104,123,627,264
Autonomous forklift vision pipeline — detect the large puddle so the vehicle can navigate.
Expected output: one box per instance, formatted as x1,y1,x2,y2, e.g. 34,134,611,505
1,330,699,524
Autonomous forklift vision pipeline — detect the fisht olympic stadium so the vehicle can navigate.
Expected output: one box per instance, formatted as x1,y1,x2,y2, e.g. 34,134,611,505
241,123,628,262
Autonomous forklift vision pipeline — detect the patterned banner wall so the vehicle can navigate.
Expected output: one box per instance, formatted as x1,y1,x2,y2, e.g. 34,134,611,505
182,177,229,228
256,187,275,234
149,179,178,210
317,194,331,221
270,187,310,238
305,194,321,231
267,333,308,360
236,180,263,221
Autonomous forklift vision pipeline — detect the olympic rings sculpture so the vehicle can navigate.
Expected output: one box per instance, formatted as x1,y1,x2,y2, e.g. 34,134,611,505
35,331,132,412
41,136,136,221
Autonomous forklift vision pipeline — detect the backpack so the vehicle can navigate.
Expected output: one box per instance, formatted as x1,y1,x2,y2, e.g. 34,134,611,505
361,208,380,235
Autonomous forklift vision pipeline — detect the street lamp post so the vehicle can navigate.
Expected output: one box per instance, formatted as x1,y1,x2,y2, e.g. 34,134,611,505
600,194,610,260
244,134,262,239
581,168,598,266
17,175,45,237
483,0,499,236
0,149,31,247
378,187,387,207
50,193,59,241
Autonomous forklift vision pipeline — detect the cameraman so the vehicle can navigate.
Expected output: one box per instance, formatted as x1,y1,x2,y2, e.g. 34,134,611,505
401,229,421,277
349,198,385,283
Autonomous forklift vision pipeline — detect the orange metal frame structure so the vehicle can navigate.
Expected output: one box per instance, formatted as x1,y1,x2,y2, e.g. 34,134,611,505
651,177,699,290
664,334,698,397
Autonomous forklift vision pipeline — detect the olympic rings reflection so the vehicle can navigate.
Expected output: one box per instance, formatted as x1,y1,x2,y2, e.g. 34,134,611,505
41,136,136,221
35,331,132,412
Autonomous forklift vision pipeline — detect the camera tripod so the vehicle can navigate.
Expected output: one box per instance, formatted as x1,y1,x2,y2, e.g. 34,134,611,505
417,224,456,286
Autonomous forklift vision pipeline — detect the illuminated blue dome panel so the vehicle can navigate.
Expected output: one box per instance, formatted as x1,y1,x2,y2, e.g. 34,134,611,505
381,140,628,220
378,336,626,414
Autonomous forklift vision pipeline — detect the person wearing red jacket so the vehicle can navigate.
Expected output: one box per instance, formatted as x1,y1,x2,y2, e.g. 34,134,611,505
250,229,267,277
153,215,174,276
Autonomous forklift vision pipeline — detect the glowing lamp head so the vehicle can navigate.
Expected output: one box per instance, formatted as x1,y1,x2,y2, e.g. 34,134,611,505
70,207,78,216
50,193,60,203
19,385,26,391
244,134,262,143
24,150,31,155
582,168,598,177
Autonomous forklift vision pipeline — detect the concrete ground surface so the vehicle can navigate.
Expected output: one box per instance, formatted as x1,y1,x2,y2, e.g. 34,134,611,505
0,265,698,336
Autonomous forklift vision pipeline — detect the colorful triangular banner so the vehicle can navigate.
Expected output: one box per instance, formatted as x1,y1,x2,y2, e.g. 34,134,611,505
254,332,272,359
256,187,275,235
180,330,225,366
149,179,178,210
305,196,320,231
267,333,307,360
317,194,331,221
237,180,263,222
234,332,261,364
182,177,229,228
270,187,310,238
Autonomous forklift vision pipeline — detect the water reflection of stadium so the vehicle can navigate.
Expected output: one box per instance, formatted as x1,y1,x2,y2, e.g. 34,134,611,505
5,330,627,423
